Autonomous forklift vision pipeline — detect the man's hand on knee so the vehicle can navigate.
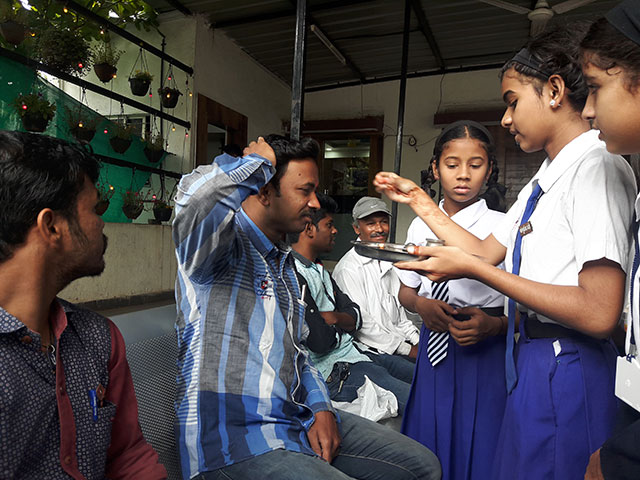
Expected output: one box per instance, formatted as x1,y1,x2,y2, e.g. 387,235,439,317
307,410,341,463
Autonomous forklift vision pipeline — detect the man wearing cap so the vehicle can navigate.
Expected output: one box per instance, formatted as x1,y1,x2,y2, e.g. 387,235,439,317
333,197,420,370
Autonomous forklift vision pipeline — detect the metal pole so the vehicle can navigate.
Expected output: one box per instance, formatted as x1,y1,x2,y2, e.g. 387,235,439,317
390,0,411,242
290,0,307,141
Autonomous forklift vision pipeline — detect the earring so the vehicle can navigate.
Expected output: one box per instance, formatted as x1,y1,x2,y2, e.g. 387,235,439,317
550,99,556,107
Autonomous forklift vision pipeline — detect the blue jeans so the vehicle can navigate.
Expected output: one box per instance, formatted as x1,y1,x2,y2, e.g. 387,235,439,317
365,351,415,384
326,360,411,415
198,411,441,480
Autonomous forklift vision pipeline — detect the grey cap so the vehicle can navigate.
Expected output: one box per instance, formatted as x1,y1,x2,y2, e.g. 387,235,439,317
352,196,392,221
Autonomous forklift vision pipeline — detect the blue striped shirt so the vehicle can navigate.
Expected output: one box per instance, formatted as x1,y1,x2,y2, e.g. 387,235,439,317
172,153,335,479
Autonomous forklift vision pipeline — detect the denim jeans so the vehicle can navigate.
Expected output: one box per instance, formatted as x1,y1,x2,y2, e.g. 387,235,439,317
365,351,415,384
326,360,411,415
198,411,441,480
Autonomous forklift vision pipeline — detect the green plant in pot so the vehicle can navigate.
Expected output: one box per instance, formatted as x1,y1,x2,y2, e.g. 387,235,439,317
34,28,91,76
93,40,123,83
121,190,144,220
143,133,166,163
158,86,182,108
129,70,153,96
95,182,115,216
109,122,134,154
152,199,173,222
12,92,56,133
0,2,31,46
66,107,100,143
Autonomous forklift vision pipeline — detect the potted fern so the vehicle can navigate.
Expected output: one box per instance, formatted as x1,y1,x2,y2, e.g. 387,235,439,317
109,122,134,154
12,93,56,132
121,190,144,220
129,70,153,96
93,40,123,83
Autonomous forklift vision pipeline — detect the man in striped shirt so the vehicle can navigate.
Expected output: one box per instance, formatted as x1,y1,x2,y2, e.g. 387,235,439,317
173,134,441,480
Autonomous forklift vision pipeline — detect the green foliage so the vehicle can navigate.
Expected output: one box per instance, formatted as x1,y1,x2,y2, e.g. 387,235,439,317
132,69,153,81
111,121,134,140
12,92,56,120
26,0,160,42
0,1,31,23
65,106,100,130
145,132,165,151
34,28,91,75
93,40,123,66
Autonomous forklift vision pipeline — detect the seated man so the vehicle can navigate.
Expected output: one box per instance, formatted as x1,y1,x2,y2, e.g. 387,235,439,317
333,196,420,361
0,131,166,479
290,194,412,415
173,134,441,480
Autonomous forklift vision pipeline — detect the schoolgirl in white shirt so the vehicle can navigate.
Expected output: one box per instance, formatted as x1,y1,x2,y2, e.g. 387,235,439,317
374,24,637,480
397,120,507,480
580,1,640,478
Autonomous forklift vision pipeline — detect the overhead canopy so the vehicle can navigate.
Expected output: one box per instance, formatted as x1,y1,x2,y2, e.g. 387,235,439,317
146,0,619,90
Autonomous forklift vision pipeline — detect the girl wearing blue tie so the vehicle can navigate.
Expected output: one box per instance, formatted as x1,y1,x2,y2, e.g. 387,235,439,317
579,1,640,478
397,120,507,480
374,24,637,480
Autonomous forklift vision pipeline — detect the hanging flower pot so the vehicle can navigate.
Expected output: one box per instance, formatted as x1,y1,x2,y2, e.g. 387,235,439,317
22,114,49,133
143,133,166,163
109,136,132,154
158,87,181,108
12,93,56,133
144,147,165,163
129,70,153,96
95,199,110,216
0,20,25,45
153,201,173,222
109,122,134,154
70,125,96,143
121,190,144,220
94,63,117,83
122,203,143,220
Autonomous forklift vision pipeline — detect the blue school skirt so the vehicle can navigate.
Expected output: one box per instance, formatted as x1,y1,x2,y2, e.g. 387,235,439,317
402,319,507,480
492,316,618,479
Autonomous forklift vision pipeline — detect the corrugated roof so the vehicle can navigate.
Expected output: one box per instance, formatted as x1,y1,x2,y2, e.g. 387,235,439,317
148,0,620,89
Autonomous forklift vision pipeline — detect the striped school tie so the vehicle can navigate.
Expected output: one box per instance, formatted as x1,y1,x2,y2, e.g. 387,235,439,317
506,182,543,393
427,280,450,367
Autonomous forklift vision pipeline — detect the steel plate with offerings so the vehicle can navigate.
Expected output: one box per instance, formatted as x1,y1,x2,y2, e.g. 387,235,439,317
352,238,443,262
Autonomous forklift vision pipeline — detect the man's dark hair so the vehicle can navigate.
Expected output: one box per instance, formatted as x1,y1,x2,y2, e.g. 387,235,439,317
0,131,100,263
263,134,319,194
287,193,338,244
500,22,590,111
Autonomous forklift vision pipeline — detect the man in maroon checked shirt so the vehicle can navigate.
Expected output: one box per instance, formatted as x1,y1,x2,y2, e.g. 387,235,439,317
0,131,166,479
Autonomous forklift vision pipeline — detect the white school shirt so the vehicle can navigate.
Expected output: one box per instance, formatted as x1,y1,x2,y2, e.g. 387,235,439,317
626,195,640,356
493,129,637,325
333,245,420,355
397,198,505,308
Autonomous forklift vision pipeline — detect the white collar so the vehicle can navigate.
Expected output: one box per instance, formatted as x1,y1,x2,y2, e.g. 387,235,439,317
531,129,601,194
439,198,489,230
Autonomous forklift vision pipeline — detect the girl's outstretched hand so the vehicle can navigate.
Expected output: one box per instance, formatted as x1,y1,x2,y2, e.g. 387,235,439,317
373,172,421,204
395,245,480,282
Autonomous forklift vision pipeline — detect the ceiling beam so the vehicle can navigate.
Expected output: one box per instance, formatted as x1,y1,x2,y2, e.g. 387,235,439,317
165,0,192,16
304,62,505,93
212,0,372,29
410,0,445,71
